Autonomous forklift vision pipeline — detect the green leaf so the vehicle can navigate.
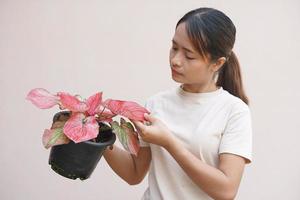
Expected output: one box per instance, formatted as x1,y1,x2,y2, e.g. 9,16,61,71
111,118,140,156
42,127,70,149
47,128,64,146
110,120,129,151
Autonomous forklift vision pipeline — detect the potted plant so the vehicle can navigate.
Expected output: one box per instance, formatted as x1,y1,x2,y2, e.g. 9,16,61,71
26,88,150,180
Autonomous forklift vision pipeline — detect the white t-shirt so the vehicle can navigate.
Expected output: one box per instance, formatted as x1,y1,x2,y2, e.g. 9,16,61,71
140,84,252,200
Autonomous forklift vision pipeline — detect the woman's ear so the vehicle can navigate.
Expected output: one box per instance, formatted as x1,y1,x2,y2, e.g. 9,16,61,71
212,57,226,72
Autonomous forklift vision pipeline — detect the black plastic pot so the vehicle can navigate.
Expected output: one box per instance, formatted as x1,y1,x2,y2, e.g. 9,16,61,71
48,111,116,180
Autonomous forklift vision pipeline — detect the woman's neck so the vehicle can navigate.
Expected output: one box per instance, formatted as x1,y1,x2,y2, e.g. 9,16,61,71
181,83,219,93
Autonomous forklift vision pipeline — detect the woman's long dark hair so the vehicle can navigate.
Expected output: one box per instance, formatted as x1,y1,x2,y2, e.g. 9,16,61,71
176,7,249,105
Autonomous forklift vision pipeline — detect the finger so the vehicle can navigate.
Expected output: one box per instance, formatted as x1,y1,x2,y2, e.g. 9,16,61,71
144,113,155,123
131,120,144,128
131,121,146,136
134,122,144,133
144,121,152,126
130,117,150,126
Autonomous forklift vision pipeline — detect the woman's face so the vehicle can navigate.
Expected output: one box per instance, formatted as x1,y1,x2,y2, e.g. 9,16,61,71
169,22,221,91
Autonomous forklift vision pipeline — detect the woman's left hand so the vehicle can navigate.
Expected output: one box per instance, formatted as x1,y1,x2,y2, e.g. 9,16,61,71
131,113,174,148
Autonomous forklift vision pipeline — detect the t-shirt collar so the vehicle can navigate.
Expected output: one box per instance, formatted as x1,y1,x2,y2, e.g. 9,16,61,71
176,84,224,104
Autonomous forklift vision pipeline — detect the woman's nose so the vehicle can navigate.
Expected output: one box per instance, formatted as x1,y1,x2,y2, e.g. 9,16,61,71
170,53,182,68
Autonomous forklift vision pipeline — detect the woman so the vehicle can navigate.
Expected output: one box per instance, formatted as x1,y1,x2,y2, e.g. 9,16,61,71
104,7,252,200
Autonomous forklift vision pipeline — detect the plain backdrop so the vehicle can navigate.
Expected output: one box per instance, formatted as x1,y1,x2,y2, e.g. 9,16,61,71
1,0,300,199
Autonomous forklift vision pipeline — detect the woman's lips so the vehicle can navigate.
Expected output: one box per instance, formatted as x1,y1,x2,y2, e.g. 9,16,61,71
171,69,183,75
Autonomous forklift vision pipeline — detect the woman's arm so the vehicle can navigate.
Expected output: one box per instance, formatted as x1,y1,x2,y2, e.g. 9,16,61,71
165,136,246,200
103,145,151,185
132,113,246,200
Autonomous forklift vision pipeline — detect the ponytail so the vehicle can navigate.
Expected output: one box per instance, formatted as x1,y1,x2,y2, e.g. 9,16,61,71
216,51,249,105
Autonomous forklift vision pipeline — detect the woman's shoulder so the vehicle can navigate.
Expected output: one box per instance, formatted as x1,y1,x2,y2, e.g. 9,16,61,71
221,89,250,114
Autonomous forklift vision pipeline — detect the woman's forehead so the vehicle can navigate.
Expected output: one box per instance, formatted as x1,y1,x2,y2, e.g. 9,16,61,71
173,22,211,61
173,23,196,53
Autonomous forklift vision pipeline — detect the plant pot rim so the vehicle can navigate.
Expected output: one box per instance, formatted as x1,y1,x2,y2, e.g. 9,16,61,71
78,132,116,147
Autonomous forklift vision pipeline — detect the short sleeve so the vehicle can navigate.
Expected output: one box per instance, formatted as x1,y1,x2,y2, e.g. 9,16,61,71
138,98,152,147
218,104,253,164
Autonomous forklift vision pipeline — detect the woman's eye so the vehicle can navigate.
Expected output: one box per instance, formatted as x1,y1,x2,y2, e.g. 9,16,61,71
186,56,195,60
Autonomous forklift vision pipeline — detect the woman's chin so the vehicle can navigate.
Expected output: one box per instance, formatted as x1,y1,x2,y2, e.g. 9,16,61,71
171,76,183,83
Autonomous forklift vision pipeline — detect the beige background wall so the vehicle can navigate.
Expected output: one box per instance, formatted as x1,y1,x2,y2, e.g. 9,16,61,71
1,0,299,199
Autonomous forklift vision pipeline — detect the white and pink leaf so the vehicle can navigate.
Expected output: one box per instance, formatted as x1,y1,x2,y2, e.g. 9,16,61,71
57,92,89,112
103,99,150,121
63,113,99,143
26,88,60,109
86,92,103,116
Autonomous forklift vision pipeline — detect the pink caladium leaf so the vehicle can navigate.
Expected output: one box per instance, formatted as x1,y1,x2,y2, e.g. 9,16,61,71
63,113,99,143
57,92,89,112
86,92,103,116
95,105,117,122
103,99,150,121
42,128,70,149
26,88,60,109
109,118,140,156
